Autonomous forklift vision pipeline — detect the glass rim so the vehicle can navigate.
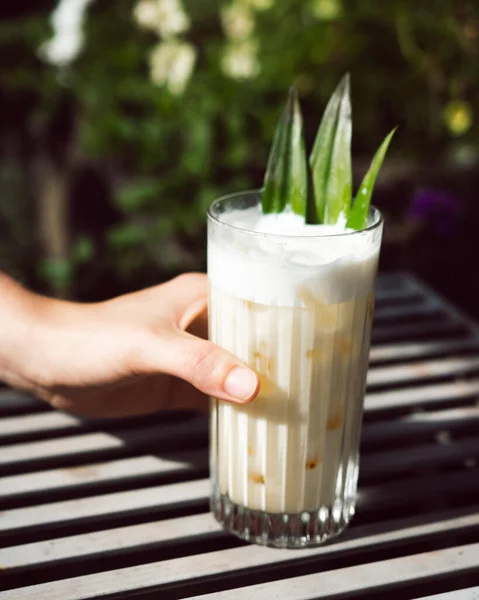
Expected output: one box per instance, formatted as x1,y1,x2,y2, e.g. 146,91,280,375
207,189,383,240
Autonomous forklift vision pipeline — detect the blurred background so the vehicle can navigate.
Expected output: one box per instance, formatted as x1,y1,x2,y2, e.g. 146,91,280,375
1,0,478,318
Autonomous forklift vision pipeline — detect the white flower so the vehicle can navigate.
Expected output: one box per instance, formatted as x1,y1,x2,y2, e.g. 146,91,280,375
221,3,255,41
310,0,341,20
156,0,190,38
133,0,189,37
221,40,260,79
39,0,96,66
133,0,159,31
149,40,197,95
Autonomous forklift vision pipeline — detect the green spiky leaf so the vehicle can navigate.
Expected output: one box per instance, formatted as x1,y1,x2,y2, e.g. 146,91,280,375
309,74,352,224
347,127,397,230
261,87,307,215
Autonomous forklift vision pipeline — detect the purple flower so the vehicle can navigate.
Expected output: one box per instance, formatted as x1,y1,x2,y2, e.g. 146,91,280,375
408,188,460,235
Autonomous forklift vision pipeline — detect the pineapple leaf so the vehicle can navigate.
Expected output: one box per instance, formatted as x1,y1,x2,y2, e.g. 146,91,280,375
347,127,396,230
309,74,352,225
261,87,307,216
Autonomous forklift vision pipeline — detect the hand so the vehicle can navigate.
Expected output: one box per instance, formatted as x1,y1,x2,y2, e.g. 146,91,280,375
0,273,259,417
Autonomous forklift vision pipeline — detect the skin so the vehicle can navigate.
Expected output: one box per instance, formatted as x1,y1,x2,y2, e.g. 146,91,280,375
0,272,259,418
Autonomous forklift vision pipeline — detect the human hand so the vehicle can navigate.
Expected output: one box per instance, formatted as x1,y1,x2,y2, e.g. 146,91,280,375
0,273,259,417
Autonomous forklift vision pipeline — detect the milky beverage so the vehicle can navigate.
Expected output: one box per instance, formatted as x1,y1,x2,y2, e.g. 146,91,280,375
208,195,382,541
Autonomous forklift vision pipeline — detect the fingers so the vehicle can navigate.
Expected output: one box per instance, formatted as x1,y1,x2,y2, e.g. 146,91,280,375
146,329,259,404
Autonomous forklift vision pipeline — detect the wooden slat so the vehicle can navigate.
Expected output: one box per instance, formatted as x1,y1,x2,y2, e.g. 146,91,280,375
367,356,479,387
0,479,210,533
3,517,478,600
0,410,193,444
0,452,207,500
0,412,80,441
365,379,479,412
0,416,207,470
188,543,479,600
0,503,477,574
416,588,479,600
0,432,123,466
0,513,218,570
369,338,479,364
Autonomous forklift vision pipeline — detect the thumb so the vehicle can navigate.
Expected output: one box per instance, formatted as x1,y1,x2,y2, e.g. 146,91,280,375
154,329,260,404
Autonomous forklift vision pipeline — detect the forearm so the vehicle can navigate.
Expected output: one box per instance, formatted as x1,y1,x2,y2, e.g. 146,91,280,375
0,273,49,390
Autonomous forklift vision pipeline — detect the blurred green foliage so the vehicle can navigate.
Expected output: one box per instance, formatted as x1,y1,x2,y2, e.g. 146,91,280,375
0,0,478,298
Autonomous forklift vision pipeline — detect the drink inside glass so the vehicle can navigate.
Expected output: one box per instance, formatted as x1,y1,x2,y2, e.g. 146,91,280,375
208,190,383,548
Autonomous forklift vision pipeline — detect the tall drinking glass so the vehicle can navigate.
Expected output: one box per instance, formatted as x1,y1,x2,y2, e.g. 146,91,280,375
208,190,383,548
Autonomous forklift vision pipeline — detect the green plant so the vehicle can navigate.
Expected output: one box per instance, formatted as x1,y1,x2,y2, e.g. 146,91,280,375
347,127,396,229
262,74,396,228
261,87,307,216
309,73,352,225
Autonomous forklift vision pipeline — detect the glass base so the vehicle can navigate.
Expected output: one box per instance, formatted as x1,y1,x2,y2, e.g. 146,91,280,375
211,493,354,549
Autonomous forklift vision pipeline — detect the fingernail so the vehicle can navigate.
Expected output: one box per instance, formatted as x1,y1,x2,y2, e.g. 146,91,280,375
224,367,258,402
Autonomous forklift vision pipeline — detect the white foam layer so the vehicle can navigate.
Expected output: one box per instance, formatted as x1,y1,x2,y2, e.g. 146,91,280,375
223,208,350,236
208,206,381,306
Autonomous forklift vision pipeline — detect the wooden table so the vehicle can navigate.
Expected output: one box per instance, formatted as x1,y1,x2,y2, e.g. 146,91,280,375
1,273,479,599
